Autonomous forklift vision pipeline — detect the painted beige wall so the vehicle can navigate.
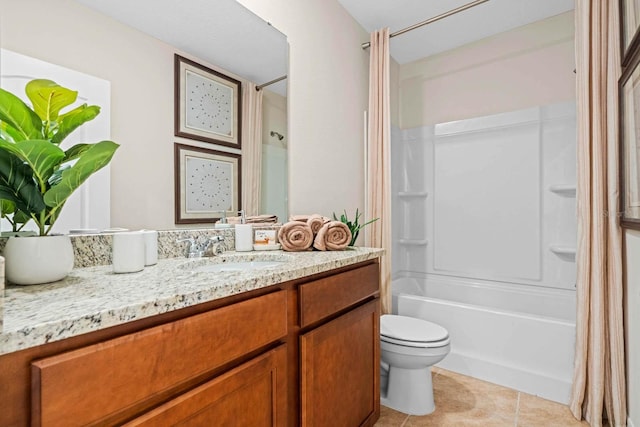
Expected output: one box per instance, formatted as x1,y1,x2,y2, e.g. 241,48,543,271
237,0,370,218
261,89,288,221
1,0,179,229
626,230,640,427
1,0,370,228
399,11,575,128
262,90,287,150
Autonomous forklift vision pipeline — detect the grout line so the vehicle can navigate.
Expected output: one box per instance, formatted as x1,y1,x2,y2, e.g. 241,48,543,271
514,392,521,426
400,414,410,427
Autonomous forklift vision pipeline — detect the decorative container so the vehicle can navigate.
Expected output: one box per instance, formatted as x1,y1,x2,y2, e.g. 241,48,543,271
4,235,74,285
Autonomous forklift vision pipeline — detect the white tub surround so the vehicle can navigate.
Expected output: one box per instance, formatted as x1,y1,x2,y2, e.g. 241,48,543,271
391,101,577,404
0,247,383,356
392,101,577,288
395,278,575,404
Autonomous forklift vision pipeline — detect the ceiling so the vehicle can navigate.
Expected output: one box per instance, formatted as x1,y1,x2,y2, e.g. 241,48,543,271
337,0,575,64
75,0,288,96
74,0,574,94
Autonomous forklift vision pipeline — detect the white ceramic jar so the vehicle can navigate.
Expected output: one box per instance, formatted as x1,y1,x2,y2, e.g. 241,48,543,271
112,231,145,273
4,235,74,285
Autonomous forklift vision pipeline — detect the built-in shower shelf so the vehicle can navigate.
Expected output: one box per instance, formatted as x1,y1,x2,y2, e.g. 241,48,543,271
549,245,577,257
397,191,429,198
549,184,576,197
398,239,428,246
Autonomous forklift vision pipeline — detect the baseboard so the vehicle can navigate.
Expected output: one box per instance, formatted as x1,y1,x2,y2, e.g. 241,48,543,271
629,416,636,427
437,351,572,404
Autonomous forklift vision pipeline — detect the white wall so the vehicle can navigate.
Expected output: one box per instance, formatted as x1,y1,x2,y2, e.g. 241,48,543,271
626,230,640,427
1,0,370,228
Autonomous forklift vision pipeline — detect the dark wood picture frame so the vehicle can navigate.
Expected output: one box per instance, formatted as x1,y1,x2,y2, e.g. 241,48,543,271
174,143,242,225
622,0,640,66
620,21,640,230
174,54,242,149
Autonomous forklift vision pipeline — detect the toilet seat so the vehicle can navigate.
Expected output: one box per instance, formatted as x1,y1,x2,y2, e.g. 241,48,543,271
381,315,450,348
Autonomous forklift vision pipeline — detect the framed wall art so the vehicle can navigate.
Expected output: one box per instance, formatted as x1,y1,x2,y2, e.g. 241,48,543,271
175,54,242,148
622,0,640,62
620,46,640,229
174,143,241,224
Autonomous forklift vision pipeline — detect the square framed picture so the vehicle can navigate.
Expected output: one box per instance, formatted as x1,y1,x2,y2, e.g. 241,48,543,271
620,50,640,229
622,0,640,62
174,54,242,148
174,143,241,224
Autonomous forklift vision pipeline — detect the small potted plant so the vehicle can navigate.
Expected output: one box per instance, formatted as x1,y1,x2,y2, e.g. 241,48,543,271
333,209,378,246
0,79,119,285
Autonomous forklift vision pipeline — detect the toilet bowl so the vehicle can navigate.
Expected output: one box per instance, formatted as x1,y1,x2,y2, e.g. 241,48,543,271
380,314,450,415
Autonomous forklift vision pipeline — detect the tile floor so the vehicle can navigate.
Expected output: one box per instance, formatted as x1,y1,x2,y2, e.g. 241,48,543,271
375,367,590,427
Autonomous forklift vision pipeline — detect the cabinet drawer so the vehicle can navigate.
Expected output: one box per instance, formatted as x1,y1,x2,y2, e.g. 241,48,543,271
299,263,379,327
31,290,287,427
126,345,287,427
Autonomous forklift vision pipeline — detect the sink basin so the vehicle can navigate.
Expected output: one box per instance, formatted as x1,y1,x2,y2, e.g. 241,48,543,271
192,261,286,273
179,253,293,274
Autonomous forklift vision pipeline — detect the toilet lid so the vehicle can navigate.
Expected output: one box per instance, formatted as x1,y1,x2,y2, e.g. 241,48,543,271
380,315,449,344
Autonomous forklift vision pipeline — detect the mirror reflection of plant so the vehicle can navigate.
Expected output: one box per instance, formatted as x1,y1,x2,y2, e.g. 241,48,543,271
0,79,119,236
333,208,379,246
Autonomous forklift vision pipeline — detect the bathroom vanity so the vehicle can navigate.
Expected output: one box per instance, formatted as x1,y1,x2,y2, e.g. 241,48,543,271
0,248,382,426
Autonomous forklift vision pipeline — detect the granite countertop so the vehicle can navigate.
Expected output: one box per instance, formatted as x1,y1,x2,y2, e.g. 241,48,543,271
0,248,383,356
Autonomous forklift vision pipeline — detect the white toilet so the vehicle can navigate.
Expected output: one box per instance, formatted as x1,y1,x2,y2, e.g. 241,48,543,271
380,314,451,415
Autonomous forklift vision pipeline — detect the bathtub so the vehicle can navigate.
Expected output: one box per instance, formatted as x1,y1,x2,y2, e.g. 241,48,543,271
393,274,576,404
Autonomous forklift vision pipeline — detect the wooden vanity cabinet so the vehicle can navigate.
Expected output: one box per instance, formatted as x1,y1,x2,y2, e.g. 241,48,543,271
298,262,381,427
0,259,380,427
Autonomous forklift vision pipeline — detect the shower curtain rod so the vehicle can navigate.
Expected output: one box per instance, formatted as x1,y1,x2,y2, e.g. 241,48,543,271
256,75,287,91
361,0,490,49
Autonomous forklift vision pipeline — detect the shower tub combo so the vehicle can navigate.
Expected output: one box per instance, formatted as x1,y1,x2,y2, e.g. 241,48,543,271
391,102,577,404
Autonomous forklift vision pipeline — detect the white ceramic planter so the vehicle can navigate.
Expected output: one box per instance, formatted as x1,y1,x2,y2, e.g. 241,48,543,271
4,235,74,285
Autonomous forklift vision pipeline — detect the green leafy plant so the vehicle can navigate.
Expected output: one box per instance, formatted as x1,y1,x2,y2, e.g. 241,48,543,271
0,79,119,235
333,208,379,246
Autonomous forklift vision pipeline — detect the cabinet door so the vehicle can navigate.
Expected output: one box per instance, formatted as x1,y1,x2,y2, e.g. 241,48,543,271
300,299,380,427
125,345,287,427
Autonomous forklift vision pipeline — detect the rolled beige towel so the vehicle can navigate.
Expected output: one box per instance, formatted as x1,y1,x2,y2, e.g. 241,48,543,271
307,214,331,234
278,221,314,251
313,221,352,251
289,214,310,223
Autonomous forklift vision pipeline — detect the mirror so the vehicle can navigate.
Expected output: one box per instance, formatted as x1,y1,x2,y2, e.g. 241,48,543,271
0,0,288,232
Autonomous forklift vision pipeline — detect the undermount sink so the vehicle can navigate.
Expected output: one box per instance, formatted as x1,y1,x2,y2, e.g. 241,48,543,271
179,253,293,274
192,261,287,273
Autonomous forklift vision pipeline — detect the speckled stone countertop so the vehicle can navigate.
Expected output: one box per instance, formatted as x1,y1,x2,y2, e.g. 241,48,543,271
0,247,383,356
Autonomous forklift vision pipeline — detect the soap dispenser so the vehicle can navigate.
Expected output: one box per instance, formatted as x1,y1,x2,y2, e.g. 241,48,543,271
234,210,253,252
214,210,231,229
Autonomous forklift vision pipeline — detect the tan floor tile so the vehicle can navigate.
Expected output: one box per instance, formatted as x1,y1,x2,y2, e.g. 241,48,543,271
432,366,444,375
403,369,518,427
517,392,588,427
374,405,410,427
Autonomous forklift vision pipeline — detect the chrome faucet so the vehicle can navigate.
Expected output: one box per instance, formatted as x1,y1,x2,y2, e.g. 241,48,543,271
177,236,226,258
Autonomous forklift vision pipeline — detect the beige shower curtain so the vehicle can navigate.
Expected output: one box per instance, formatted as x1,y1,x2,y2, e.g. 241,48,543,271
241,82,263,216
365,28,392,314
571,2,627,426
